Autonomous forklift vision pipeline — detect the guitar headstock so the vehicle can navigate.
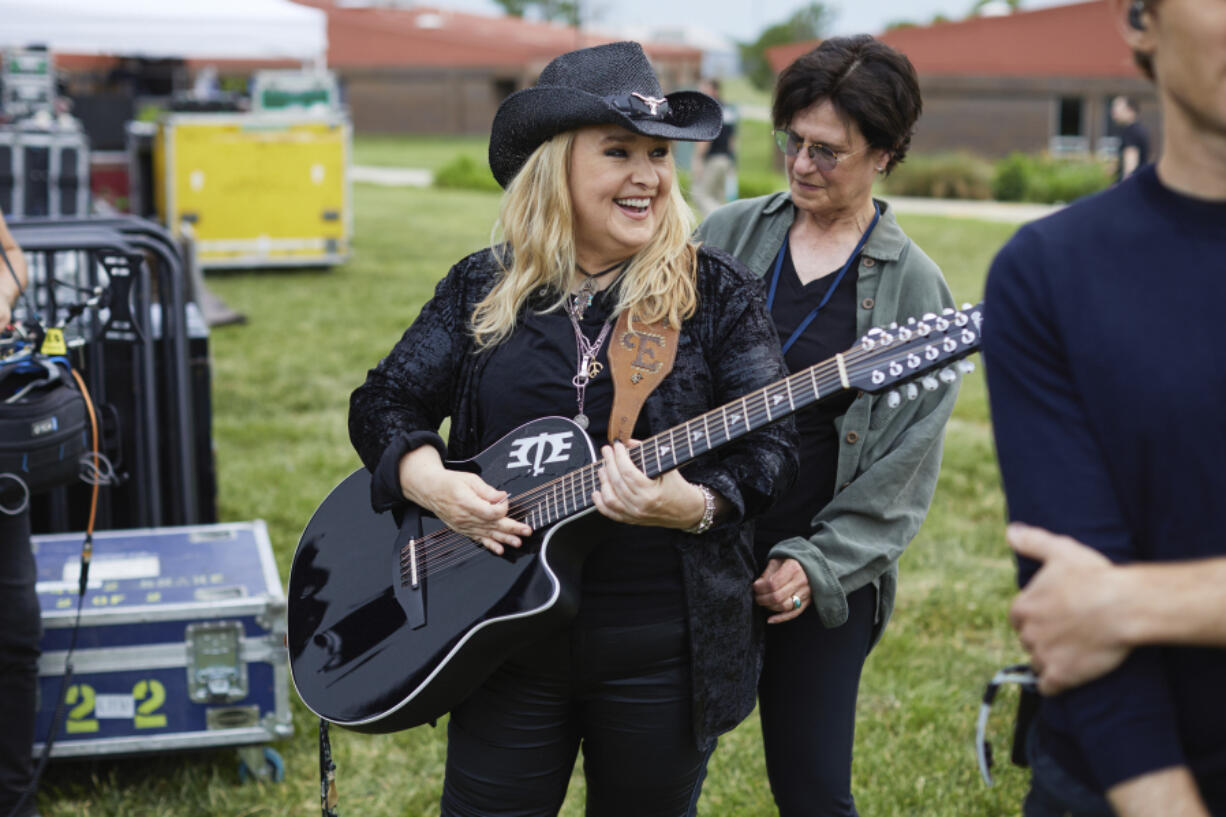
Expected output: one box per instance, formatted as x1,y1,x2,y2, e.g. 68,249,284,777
845,302,983,404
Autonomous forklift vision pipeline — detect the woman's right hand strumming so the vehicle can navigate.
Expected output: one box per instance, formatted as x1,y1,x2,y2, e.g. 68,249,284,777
397,445,533,555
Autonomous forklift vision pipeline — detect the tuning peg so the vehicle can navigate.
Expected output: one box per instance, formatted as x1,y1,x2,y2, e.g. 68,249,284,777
905,383,920,400
957,359,976,374
939,367,957,384
961,302,974,311
921,375,939,391
888,322,899,330
887,390,901,409
942,307,955,316
954,311,969,327
922,313,937,321
907,317,917,325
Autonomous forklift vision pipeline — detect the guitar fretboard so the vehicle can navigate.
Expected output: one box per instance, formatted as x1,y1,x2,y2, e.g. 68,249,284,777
510,304,982,531
514,358,851,531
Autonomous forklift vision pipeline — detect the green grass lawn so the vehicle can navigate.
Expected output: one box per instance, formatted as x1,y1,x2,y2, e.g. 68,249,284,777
353,133,489,170
35,184,1031,816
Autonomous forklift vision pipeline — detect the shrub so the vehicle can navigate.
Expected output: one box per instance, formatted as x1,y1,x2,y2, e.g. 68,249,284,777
737,170,787,200
434,155,501,193
991,152,1032,202
991,153,1112,204
882,152,995,200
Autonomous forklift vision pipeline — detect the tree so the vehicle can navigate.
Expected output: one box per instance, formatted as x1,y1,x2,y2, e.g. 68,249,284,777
492,0,580,25
739,2,836,91
968,0,1023,15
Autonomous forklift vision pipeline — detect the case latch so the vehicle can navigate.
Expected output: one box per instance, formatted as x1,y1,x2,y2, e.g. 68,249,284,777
186,621,249,703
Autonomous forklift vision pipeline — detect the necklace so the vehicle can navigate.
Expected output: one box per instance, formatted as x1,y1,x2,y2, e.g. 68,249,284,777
569,259,626,319
566,260,626,430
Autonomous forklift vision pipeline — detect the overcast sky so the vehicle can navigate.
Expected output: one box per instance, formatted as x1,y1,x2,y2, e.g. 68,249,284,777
425,0,1082,43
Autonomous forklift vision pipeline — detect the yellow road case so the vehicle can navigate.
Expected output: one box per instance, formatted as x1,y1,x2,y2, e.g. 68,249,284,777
154,112,351,269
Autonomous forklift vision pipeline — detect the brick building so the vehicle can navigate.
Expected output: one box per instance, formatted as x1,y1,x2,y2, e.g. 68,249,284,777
767,0,1160,159
297,1,705,135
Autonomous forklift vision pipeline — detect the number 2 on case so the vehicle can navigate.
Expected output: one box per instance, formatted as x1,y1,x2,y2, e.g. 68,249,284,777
133,679,167,729
65,684,99,733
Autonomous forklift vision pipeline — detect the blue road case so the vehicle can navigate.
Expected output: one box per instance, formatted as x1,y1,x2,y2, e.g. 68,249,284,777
31,521,293,765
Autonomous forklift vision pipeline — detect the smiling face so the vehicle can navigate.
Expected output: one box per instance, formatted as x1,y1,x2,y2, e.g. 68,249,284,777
568,125,674,270
784,99,889,220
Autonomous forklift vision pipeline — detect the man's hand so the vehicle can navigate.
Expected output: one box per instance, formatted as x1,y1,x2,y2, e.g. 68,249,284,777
1007,523,1131,694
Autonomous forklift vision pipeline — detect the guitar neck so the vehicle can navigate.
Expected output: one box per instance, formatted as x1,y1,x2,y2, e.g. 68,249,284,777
512,302,983,534
513,354,852,532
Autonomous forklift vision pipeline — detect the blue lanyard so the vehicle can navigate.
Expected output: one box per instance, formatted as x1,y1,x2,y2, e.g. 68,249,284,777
766,202,880,355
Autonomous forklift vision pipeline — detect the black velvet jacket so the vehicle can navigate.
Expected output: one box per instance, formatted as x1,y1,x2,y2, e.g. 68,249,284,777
348,244,798,746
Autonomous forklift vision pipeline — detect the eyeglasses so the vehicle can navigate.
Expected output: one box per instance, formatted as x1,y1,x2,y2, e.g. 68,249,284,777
773,129,866,173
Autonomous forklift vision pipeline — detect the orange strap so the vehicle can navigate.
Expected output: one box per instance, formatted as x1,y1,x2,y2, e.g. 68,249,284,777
605,312,679,444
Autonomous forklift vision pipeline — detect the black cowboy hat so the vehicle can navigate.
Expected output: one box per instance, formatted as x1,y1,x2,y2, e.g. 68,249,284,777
488,41,723,188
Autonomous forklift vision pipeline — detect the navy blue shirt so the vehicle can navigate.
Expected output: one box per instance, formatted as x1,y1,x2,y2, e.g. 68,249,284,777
983,164,1226,800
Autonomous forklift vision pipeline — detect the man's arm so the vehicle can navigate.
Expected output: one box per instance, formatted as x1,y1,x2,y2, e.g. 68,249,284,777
1121,145,1141,178
1108,767,1210,817
0,209,29,327
1009,523,1226,694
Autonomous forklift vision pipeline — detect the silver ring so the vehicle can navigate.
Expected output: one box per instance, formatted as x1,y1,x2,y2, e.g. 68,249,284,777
791,594,802,611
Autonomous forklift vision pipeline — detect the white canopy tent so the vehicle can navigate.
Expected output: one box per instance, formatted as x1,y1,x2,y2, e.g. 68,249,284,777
0,0,327,63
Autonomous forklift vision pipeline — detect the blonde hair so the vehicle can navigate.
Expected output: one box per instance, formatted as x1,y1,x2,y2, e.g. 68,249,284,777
471,129,700,349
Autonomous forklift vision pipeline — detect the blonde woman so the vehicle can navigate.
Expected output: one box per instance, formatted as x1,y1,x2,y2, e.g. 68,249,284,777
349,42,796,817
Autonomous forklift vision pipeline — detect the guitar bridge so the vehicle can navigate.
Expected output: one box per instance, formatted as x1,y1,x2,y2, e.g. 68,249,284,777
394,520,427,630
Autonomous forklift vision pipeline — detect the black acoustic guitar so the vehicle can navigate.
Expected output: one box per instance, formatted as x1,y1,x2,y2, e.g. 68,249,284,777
288,303,984,733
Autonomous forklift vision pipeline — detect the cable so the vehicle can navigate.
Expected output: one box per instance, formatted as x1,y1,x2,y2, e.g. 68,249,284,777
0,472,30,516
5,365,101,817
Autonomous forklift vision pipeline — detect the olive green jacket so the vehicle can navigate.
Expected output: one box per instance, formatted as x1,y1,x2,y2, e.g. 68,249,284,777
696,192,958,647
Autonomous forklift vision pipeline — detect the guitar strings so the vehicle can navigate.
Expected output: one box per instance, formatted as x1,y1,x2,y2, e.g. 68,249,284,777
398,317,978,582
396,327,977,582
399,337,975,583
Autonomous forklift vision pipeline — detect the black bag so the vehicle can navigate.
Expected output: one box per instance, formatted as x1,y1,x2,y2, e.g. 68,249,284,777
0,361,88,500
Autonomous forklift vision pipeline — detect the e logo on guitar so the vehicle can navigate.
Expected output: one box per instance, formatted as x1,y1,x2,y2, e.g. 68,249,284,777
506,430,575,476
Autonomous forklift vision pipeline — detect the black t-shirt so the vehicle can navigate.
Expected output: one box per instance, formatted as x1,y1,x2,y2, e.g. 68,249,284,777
477,284,685,627
753,244,859,565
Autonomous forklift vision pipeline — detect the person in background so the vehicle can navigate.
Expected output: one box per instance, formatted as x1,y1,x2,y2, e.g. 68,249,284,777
983,0,1226,813
696,35,958,817
1110,94,1150,181
690,78,737,218
349,42,796,817
0,208,41,817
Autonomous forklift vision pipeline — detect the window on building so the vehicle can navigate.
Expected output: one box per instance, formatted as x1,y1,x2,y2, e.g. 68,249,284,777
1051,95,1088,156
1057,97,1084,136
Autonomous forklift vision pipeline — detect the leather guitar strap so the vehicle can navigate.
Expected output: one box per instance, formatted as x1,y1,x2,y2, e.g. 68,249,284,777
606,311,679,444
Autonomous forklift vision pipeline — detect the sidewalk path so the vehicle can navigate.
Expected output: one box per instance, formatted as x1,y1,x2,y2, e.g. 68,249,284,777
352,165,433,187
353,164,1063,224
881,195,1062,224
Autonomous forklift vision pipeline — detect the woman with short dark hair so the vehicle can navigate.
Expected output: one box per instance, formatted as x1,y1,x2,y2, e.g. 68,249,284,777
697,34,958,816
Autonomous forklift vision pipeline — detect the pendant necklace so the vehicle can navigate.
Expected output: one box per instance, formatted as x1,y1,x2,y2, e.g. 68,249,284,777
567,259,627,429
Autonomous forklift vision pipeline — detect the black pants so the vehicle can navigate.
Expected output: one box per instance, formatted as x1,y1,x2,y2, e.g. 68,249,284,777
0,509,39,817
757,579,876,817
440,618,711,817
